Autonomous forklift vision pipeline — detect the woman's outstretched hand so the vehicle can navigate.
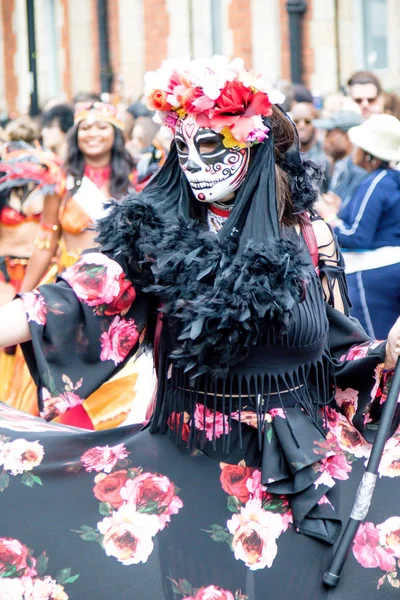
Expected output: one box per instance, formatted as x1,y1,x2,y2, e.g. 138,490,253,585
385,317,400,370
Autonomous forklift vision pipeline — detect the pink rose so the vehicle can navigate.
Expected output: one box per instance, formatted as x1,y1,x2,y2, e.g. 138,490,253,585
40,388,82,420
320,454,352,481
100,316,139,365
0,578,25,599
194,404,230,441
63,253,124,307
353,522,396,571
268,408,286,420
335,387,359,417
121,472,183,528
377,517,400,558
22,291,47,326
21,575,68,600
192,586,235,600
227,498,284,570
340,342,372,362
98,505,160,565
0,537,36,577
334,415,371,459
0,439,44,475
81,444,129,473
220,463,256,503
379,438,400,477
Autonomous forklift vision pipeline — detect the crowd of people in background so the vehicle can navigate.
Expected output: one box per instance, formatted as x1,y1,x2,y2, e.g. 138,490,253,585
0,67,400,372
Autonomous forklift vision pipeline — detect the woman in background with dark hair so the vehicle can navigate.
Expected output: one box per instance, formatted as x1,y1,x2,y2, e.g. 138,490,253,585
5,102,147,429
20,101,133,289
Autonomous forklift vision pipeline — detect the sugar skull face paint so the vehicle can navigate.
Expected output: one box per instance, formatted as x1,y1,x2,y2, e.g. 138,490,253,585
175,116,250,202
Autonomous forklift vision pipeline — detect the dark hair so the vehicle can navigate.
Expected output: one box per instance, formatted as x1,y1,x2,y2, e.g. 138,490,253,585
127,102,153,119
293,84,314,104
347,70,382,95
65,123,134,198
42,104,74,133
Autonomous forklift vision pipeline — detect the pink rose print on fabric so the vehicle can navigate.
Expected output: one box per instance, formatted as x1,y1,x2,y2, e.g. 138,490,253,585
194,404,231,441
335,387,359,422
62,252,136,316
0,537,78,598
171,578,248,600
377,517,400,558
81,444,129,473
100,316,139,366
353,522,396,571
208,465,292,569
315,454,352,489
22,290,47,325
121,472,183,529
40,376,83,421
379,436,400,478
186,586,235,600
227,498,284,570
97,506,160,565
340,341,381,362
75,450,183,566
268,408,286,419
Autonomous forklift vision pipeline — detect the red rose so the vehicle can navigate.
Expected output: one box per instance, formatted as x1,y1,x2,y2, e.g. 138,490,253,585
104,278,136,316
0,537,34,577
168,412,190,442
220,464,256,503
214,80,254,115
122,472,183,527
93,470,129,508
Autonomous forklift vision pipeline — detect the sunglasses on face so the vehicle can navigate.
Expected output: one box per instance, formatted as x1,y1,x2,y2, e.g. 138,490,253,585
354,96,378,105
293,118,313,125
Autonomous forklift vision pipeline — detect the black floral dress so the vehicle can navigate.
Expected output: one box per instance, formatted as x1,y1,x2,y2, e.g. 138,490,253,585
0,222,400,600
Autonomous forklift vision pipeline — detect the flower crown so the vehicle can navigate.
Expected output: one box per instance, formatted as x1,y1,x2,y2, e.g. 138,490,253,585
74,102,124,131
144,56,284,148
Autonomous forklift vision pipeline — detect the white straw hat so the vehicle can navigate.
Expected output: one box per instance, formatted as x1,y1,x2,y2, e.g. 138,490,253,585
348,114,400,162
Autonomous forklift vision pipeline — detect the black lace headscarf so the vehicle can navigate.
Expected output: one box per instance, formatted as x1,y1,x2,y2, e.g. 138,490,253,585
98,107,321,377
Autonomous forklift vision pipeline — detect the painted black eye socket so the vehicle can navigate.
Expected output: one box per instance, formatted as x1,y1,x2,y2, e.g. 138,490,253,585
199,140,220,154
176,139,189,154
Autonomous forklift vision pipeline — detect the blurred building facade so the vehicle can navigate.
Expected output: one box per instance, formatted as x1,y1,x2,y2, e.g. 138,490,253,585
1,0,400,114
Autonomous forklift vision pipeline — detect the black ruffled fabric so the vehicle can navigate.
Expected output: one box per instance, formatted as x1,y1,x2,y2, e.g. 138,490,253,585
97,197,309,378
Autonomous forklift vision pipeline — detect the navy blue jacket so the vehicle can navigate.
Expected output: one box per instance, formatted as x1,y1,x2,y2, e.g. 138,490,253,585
334,168,400,249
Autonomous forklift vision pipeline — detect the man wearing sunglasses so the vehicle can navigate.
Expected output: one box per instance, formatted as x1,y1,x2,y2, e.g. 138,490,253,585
347,70,384,119
291,101,331,193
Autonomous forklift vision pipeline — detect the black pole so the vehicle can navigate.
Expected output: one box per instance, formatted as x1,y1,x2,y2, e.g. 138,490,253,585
286,0,307,84
97,0,112,93
26,0,39,116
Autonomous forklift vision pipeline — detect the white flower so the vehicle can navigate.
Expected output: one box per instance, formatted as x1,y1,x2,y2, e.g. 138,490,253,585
0,578,25,600
0,439,44,475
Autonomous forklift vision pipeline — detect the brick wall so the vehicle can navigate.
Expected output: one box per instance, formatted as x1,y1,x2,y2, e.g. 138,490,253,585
143,0,170,72
228,0,252,66
60,0,72,100
1,0,18,113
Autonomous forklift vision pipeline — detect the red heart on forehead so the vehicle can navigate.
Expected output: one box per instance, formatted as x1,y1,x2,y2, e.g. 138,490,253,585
184,121,195,139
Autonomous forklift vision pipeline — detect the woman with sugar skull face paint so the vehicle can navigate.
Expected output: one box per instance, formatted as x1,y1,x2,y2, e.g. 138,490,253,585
0,56,400,599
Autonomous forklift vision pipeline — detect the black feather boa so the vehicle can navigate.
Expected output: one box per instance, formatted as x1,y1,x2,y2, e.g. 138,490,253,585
97,196,309,377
